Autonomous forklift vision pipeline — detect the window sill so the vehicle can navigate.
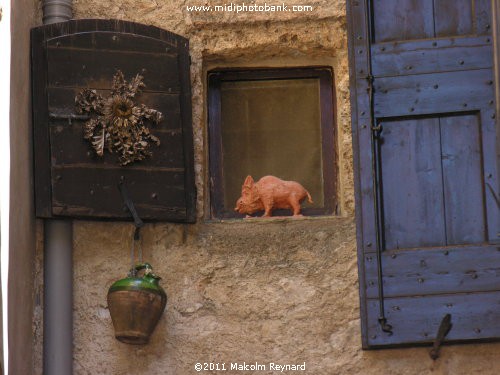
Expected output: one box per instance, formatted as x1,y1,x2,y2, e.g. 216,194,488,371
204,214,352,225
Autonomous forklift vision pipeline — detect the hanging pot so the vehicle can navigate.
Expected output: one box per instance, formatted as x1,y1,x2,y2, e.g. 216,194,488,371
107,263,167,344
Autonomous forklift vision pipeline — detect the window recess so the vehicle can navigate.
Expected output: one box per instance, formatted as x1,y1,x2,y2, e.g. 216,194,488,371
208,68,337,219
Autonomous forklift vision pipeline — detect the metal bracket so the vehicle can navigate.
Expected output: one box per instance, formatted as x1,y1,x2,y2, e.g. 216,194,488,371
429,314,452,360
118,182,144,240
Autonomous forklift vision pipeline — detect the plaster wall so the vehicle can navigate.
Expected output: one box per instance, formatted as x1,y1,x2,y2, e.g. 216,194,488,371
31,1,500,374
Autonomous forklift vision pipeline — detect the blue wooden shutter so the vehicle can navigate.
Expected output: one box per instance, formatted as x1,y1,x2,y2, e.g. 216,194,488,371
348,0,500,347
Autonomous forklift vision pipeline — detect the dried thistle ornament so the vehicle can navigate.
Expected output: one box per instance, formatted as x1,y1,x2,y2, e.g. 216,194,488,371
75,70,162,166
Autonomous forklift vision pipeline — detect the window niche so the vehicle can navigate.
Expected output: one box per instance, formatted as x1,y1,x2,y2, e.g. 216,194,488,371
208,68,337,219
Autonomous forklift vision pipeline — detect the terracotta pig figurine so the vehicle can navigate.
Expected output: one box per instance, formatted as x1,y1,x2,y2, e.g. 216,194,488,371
235,175,313,217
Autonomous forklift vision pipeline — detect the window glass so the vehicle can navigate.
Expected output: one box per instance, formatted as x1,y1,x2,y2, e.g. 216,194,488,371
220,78,324,210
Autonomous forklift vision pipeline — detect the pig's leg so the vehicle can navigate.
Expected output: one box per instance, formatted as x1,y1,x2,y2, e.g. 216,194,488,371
290,199,303,217
262,199,273,217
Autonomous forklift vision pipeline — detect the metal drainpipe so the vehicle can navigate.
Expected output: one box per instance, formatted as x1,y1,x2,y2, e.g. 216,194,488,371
42,3,74,375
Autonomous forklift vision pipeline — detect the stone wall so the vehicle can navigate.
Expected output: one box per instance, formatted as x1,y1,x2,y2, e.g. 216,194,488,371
31,1,500,374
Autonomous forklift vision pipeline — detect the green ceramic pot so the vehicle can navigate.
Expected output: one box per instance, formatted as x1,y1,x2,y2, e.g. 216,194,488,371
107,263,167,344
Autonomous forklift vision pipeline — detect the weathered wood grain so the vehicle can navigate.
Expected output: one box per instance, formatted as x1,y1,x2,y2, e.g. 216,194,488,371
380,117,446,250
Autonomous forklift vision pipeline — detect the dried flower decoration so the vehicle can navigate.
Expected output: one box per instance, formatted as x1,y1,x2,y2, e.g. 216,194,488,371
75,70,163,166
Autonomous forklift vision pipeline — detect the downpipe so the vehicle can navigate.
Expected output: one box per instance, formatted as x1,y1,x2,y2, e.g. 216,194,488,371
41,3,74,375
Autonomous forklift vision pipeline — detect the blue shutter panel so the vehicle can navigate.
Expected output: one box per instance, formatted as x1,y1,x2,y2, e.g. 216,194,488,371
348,0,500,348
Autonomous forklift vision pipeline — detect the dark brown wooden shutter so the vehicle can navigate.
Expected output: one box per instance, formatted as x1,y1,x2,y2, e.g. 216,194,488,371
31,19,196,222
348,1,500,348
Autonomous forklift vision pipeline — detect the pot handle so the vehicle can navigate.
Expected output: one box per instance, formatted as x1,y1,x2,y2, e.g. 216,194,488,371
128,262,153,277
130,263,161,280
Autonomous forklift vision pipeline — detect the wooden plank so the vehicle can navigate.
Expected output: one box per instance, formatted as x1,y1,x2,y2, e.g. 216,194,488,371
46,31,178,54
31,27,53,218
372,0,434,43
475,0,493,35
373,35,493,54
51,166,186,220
47,47,180,92
379,117,446,250
49,123,184,168
365,245,500,298
47,88,181,130
347,0,371,348
34,19,184,49
479,110,500,243
374,69,494,117
434,0,473,38
366,291,500,347
177,39,197,223
372,44,492,78
440,114,486,245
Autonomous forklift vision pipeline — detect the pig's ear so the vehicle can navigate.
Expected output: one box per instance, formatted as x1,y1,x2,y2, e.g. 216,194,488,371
243,175,254,188
242,175,254,195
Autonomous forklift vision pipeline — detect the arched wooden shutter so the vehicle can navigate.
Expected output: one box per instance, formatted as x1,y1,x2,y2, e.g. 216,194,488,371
348,1,500,347
31,19,195,222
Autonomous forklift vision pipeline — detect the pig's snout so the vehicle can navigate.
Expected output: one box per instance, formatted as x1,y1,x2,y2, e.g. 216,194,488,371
235,198,242,212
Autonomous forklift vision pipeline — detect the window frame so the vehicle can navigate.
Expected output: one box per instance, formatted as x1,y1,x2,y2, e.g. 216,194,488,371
207,67,337,219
